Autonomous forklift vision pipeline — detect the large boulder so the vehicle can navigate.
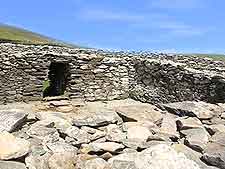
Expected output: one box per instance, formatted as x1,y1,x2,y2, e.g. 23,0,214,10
172,144,217,169
163,101,222,120
115,104,163,123
108,144,200,169
0,131,30,160
0,110,27,132
181,128,210,152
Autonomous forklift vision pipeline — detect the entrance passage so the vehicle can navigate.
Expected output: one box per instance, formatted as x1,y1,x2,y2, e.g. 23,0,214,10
43,62,70,97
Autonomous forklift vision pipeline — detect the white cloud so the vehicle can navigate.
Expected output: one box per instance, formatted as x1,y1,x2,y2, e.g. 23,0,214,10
79,9,145,22
77,8,209,38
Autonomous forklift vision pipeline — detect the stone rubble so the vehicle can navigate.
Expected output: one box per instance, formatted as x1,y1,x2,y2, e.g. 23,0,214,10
0,99,224,168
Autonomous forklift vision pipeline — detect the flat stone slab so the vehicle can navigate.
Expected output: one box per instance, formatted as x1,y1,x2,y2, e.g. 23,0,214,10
163,101,222,120
0,110,27,132
72,110,121,127
0,131,30,160
115,104,163,123
0,161,27,169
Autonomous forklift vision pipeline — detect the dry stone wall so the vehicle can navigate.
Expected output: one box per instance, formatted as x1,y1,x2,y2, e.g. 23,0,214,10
1,43,225,104
130,58,225,104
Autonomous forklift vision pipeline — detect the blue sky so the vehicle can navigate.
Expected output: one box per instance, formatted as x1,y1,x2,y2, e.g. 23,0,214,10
0,0,224,53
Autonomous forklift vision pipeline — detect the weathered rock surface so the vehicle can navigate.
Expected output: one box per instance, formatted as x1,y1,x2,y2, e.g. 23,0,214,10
109,144,201,169
127,126,152,141
181,128,210,152
25,153,51,169
172,144,217,169
82,158,110,169
105,124,126,142
159,113,179,137
26,122,58,140
0,131,30,160
72,110,121,127
116,104,163,123
0,161,27,169
0,99,224,169
65,126,91,145
48,152,76,169
82,142,125,153
202,143,225,169
45,141,78,153
163,101,221,119
177,117,203,130
0,110,27,132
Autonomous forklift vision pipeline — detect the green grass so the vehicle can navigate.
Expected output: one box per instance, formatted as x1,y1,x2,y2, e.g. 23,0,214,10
42,80,50,92
180,53,225,62
193,54,225,61
0,24,79,47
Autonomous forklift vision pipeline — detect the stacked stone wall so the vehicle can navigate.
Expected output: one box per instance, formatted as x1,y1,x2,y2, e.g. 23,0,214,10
1,43,225,104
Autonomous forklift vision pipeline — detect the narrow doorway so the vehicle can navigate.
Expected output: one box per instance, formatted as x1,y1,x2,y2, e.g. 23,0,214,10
43,62,70,97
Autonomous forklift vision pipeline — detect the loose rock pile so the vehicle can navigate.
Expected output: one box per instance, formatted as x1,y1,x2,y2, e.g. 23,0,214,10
0,99,225,169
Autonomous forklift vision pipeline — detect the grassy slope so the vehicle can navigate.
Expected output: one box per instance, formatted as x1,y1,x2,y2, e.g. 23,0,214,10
185,53,225,61
0,24,79,47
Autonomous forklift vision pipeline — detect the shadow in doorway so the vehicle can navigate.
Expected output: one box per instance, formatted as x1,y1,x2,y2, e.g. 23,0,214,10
43,62,70,97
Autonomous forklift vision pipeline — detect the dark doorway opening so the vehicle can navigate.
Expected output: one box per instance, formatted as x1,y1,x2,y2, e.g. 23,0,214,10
43,62,70,97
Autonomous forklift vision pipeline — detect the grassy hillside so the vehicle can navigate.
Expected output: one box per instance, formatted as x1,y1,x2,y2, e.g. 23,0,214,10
186,53,225,61
0,24,79,47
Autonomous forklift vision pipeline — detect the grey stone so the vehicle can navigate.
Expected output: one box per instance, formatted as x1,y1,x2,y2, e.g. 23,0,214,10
181,128,210,152
172,144,217,169
72,110,121,127
25,153,51,169
65,126,91,145
210,132,225,146
202,143,225,169
109,144,200,169
26,122,58,140
105,124,126,142
116,104,163,123
48,152,76,169
45,141,78,154
83,158,110,169
0,110,27,132
0,161,27,169
205,124,225,135
159,113,179,137
163,101,221,120
111,160,137,169
81,142,125,153
177,117,203,130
